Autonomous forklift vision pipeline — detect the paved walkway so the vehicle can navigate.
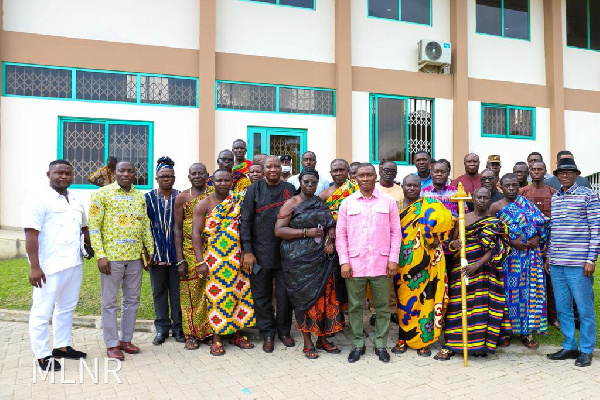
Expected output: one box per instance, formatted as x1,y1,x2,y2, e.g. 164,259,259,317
1,320,599,400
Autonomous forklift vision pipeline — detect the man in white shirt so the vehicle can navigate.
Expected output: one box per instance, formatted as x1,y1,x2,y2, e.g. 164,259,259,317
287,151,331,195
23,160,93,371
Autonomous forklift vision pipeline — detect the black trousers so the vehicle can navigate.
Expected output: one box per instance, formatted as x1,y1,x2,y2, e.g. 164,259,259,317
249,267,293,339
149,264,182,334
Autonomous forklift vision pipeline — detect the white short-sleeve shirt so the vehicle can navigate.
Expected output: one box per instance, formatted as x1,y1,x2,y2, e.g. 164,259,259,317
22,186,87,275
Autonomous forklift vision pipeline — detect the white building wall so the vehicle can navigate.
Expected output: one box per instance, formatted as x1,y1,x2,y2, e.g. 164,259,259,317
468,101,551,174
215,0,334,63
467,0,546,85
352,92,454,179
564,110,600,176
351,0,451,71
2,0,200,49
0,97,200,228
214,110,336,179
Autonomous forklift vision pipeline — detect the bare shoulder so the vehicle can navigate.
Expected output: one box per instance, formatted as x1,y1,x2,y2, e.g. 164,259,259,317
319,186,334,201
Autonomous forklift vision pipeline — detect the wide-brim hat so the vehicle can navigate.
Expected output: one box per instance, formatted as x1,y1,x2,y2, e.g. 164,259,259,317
553,157,581,176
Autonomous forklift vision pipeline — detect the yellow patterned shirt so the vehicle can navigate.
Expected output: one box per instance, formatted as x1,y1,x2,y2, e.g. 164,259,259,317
88,182,153,261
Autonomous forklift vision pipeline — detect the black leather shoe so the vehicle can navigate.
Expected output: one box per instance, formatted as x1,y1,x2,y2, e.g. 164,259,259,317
173,331,186,343
52,346,87,359
369,314,376,326
547,349,579,360
153,332,168,346
390,313,399,325
375,348,391,363
575,352,593,367
348,346,366,363
38,356,61,371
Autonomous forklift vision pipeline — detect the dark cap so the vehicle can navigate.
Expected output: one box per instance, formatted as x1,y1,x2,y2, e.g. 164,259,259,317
553,157,581,176
487,155,501,164
280,155,292,162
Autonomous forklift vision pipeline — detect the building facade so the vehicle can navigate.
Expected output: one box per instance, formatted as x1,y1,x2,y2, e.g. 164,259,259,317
0,0,598,228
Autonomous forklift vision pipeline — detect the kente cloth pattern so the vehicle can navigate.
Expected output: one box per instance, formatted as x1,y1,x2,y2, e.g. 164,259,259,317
180,187,214,339
233,160,253,176
325,179,358,221
87,165,114,187
496,196,548,335
443,216,511,354
394,197,455,349
145,189,179,263
203,193,255,335
280,196,343,335
207,172,251,193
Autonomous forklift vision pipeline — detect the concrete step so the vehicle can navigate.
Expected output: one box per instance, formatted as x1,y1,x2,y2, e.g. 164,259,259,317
0,229,26,260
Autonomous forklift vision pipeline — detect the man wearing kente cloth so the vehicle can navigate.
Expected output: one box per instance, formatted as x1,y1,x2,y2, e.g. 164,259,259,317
192,169,255,356
319,159,358,307
490,173,549,349
434,187,511,361
87,156,117,187
173,163,214,350
232,139,252,176
393,174,454,357
208,150,251,193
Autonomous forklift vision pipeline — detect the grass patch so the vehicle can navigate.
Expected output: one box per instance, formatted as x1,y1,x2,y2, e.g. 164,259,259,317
0,258,155,320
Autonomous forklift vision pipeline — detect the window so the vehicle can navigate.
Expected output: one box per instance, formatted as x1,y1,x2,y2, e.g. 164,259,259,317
475,0,529,40
58,117,153,189
481,104,535,139
246,0,315,9
216,81,335,116
370,94,434,165
2,63,198,107
368,0,431,25
247,127,307,174
566,0,600,50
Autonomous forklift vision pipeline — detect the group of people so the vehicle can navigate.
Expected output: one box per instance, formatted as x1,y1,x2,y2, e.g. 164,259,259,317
24,140,599,372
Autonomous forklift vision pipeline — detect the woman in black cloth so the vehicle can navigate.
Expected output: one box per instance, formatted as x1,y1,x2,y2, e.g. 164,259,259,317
274,168,344,359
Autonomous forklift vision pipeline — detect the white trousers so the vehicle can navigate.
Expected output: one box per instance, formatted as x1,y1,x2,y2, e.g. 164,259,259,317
29,265,83,359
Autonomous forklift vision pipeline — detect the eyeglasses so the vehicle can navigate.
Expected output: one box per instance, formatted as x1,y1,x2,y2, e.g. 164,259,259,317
382,168,396,174
556,170,576,176
157,175,175,180
480,176,495,182
218,158,234,162
302,180,318,186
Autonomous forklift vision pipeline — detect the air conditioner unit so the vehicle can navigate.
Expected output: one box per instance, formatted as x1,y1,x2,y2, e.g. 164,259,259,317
418,39,451,69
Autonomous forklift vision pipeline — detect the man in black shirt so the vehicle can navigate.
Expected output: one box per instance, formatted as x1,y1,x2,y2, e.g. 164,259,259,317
480,169,505,204
241,155,296,352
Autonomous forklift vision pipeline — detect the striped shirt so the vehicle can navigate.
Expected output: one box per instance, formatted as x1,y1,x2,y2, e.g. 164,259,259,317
548,184,600,267
420,184,468,218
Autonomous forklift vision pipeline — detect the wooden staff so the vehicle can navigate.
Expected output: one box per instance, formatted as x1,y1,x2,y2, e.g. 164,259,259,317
450,182,472,367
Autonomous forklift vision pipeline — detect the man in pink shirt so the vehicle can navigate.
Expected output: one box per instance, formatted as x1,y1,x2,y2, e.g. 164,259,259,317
336,163,401,363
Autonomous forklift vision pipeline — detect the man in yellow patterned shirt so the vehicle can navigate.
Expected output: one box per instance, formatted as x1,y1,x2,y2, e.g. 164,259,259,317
88,161,154,361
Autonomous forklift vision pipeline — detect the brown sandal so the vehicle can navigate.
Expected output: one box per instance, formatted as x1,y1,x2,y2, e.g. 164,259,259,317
210,341,226,356
391,340,407,354
417,346,431,357
184,337,200,350
316,340,341,354
434,348,455,361
521,335,539,350
498,336,511,347
303,346,319,359
229,335,255,349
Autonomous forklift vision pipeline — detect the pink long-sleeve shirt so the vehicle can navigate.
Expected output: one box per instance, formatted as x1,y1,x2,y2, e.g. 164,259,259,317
336,188,401,277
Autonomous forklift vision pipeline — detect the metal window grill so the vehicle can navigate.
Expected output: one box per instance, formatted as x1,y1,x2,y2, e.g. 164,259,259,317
62,122,106,185
4,64,72,98
509,108,533,137
482,106,507,135
108,124,150,186
76,71,137,102
140,75,197,106
279,87,334,115
216,82,276,111
408,98,433,163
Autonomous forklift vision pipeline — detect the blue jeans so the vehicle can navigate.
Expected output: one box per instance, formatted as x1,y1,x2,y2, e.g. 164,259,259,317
549,266,596,354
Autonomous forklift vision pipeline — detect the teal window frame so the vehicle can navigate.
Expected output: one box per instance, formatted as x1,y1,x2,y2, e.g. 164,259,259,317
475,0,531,41
566,0,599,51
215,80,335,117
367,0,432,26
2,62,199,108
246,126,308,160
57,117,155,190
369,94,435,166
480,103,536,140
240,0,316,10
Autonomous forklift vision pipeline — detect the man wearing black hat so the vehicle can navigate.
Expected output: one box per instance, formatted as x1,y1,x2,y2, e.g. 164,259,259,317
544,151,591,190
546,157,600,367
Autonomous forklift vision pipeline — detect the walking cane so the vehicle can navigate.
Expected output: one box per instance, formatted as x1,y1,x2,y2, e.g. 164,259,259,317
450,183,472,367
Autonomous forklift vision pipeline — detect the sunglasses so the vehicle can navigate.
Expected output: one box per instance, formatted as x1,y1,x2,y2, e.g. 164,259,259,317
480,177,495,182
219,158,234,162
302,180,318,186
382,168,396,174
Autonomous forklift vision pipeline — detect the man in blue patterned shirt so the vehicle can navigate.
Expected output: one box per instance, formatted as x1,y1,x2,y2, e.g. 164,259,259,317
546,157,600,368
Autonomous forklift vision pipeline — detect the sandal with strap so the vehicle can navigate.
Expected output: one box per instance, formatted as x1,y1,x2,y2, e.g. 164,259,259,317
229,335,255,349
316,340,341,354
498,336,511,348
417,346,431,357
391,340,407,354
303,346,319,359
433,348,455,361
210,341,226,356
184,337,200,350
521,335,539,350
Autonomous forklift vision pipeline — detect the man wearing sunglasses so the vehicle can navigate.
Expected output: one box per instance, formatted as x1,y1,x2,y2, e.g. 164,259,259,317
480,169,505,204
208,150,251,193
